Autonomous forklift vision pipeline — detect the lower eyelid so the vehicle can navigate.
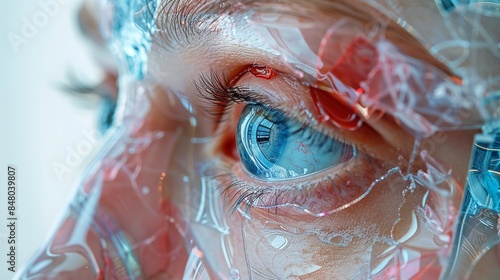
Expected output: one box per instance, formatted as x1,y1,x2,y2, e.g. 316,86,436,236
217,149,391,216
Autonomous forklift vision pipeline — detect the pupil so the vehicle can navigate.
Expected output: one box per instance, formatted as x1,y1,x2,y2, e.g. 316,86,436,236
256,121,271,144
256,108,288,164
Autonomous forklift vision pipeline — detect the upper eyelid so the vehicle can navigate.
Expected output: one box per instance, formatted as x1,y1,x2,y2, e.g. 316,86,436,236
193,68,277,128
193,68,356,147
193,70,256,104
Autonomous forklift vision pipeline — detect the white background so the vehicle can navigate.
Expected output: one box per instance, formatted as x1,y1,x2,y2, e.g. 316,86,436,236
0,0,103,279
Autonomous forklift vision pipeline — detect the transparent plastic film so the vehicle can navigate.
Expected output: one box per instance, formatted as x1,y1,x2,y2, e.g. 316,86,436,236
194,1,497,277
200,140,462,278
444,122,500,279
148,1,466,278
16,0,191,279
16,0,499,280
16,74,195,279
250,0,499,136
441,1,500,278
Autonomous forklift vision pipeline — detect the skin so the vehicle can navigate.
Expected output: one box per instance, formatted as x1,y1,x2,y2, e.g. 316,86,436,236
20,0,499,279
159,0,475,278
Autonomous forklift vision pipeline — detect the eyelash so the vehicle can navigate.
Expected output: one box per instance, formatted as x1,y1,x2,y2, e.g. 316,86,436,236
194,68,357,214
193,69,269,122
193,68,342,139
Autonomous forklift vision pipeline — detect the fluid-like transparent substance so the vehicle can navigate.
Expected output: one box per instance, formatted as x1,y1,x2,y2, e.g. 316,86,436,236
444,122,500,279
15,0,500,279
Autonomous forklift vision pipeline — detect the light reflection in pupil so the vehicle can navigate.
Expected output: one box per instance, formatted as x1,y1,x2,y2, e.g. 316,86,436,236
256,121,271,144
249,111,287,166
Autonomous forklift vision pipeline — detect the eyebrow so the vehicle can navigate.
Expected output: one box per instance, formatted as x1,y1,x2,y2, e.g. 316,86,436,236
154,0,375,50
154,0,459,80
155,0,239,50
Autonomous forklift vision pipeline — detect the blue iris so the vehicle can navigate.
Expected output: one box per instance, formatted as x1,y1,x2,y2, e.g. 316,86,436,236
236,105,355,180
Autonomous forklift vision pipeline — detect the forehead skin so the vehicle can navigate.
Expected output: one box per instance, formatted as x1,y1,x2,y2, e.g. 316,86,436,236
154,0,458,78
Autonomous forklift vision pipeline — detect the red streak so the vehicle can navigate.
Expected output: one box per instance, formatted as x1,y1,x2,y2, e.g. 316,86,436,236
249,65,276,79
310,87,361,130
228,65,277,88
329,37,377,89
313,36,378,129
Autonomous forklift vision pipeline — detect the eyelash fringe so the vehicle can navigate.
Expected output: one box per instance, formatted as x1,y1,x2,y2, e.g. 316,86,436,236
193,69,353,153
211,167,282,216
193,69,271,123
222,178,266,215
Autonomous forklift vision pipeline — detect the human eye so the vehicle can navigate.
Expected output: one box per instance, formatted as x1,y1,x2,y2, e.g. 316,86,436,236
236,104,355,180
194,65,393,216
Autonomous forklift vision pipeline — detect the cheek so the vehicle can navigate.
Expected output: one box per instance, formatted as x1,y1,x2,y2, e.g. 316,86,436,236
230,172,426,278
